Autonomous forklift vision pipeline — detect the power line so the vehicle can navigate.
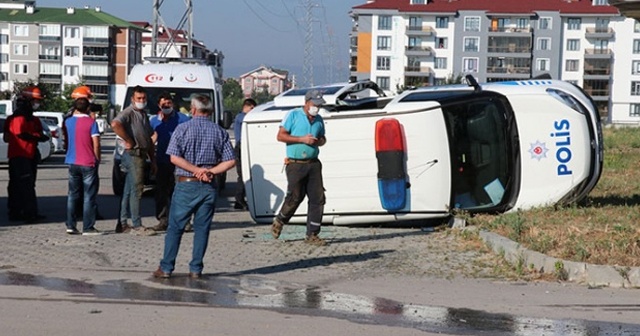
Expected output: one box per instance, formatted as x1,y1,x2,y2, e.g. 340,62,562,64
242,0,294,33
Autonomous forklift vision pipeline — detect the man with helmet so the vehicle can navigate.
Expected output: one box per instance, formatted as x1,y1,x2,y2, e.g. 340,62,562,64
5,86,49,222
64,90,103,235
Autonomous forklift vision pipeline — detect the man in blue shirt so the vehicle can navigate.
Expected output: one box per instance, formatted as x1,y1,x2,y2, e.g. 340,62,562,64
232,98,257,210
150,92,190,232
271,89,328,246
153,94,235,279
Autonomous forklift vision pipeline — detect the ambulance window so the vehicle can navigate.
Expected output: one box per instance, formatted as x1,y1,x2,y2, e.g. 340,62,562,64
442,98,512,210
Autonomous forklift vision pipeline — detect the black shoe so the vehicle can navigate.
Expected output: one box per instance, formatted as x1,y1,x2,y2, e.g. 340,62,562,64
115,221,123,233
234,201,248,210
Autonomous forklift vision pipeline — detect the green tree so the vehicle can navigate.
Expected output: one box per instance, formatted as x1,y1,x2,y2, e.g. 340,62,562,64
251,84,275,105
222,78,243,115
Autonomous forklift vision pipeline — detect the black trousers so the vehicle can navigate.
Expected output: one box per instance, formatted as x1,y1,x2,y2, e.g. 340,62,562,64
234,145,245,204
155,162,176,224
276,160,325,236
7,156,38,219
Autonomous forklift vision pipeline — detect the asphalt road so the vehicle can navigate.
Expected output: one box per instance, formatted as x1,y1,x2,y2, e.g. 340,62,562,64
1,131,640,335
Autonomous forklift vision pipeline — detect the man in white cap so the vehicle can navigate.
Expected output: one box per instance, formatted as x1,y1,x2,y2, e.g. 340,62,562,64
270,89,328,246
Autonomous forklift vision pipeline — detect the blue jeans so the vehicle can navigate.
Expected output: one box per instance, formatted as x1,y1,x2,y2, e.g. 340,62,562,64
119,151,145,227
160,180,217,274
66,164,98,231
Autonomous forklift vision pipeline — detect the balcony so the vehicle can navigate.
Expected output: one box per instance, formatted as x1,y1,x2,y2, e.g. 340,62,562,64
486,66,531,75
84,75,109,83
39,55,61,61
39,74,61,83
83,55,109,62
406,25,434,36
39,36,61,42
585,27,615,39
584,66,611,80
583,88,610,100
487,44,532,54
82,37,109,45
585,48,613,59
404,66,434,76
488,27,532,34
405,46,434,56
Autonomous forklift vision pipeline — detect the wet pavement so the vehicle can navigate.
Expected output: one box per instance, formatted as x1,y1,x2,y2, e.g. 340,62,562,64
1,270,638,335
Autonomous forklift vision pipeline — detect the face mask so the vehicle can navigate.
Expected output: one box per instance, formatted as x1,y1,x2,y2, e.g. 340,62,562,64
308,105,319,116
161,108,173,115
32,103,40,110
134,101,147,110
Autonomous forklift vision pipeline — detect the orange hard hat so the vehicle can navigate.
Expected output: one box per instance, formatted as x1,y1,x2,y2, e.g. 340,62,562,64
71,85,93,100
22,86,43,100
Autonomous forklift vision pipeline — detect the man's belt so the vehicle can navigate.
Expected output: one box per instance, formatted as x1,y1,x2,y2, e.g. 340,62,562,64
287,158,319,164
177,176,201,182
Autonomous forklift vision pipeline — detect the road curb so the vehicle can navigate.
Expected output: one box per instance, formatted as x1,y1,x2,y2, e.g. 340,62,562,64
479,230,640,288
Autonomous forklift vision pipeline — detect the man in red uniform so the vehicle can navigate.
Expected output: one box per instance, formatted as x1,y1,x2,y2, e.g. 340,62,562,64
6,86,49,222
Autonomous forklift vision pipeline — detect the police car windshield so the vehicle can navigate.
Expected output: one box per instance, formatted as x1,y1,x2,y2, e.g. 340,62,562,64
122,87,215,116
441,96,515,211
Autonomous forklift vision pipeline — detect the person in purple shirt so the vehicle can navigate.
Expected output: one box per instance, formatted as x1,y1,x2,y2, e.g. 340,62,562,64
153,94,235,279
64,96,103,236
149,92,190,232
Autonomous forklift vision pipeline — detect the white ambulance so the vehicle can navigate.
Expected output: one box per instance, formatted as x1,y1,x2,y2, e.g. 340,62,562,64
241,77,603,225
111,57,231,195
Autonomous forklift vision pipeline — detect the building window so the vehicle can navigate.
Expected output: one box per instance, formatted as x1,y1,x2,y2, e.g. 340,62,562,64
537,58,550,71
408,36,421,47
435,57,447,69
517,18,529,29
13,25,28,37
567,39,580,51
567,18,581,30
0,72,7,81
633,61,640,75
410,0,426,4
436,17,448,29
409,16,422,28
537,38,551,51
635,20,640,33
39,24,60,36
378,16,392,30
635,40,640,54
377,36,391,50
376,76,390,90
0,54,7,63
566,60,579,72
463,58,478,72
632,81,640,95
65,27,80,38
630,104,640,117
377,56,391,70
65,46,79,57
539,17,551,30
593,0,608,5
14,63,28,74
436,37,447,49
64,65,78,76
0,34,7,44
13,44,28,56
464,17,480,32
463,37,479,52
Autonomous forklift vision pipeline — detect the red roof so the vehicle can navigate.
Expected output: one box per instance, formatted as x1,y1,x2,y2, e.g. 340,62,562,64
354,0,620,15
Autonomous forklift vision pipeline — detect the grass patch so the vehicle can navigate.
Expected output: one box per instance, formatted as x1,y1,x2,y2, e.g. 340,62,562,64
472,127,640,268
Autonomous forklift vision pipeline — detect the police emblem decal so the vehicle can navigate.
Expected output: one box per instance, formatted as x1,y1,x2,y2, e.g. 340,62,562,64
529,141,548,161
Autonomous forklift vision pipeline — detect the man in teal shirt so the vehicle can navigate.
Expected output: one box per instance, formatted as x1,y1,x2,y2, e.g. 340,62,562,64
271,89,327,246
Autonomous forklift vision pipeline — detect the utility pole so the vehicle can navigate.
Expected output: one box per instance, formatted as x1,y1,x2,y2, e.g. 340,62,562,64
302,0,315,87
152,0,194,58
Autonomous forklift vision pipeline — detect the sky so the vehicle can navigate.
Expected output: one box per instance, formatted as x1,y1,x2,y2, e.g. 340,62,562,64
43,0,365,85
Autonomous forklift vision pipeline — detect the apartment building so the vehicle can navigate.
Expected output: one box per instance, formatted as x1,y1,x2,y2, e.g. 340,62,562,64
0,1,143,105
350,0,640,124
240,65,291,97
